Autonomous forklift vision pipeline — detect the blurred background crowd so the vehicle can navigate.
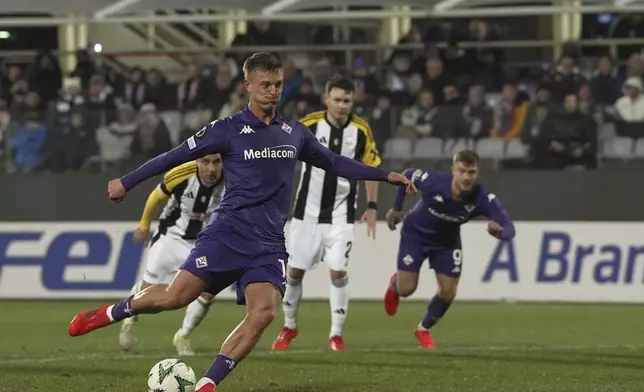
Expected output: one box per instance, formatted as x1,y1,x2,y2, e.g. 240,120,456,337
1,15,644,174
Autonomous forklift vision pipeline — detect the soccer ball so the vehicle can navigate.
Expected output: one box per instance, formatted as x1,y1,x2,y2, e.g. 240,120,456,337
148,358,196,392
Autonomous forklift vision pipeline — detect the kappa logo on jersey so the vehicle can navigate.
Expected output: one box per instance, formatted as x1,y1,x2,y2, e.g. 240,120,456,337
240,125,255,134
281,123,292,134
243,145,297,160
434,195,444,203
195,256,208,268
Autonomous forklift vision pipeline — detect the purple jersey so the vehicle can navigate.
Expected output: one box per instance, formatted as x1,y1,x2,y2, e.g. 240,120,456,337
394,169,515,247
121,107,390,267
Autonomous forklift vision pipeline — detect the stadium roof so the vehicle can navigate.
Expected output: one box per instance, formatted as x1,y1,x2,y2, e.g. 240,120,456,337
1,0,644,24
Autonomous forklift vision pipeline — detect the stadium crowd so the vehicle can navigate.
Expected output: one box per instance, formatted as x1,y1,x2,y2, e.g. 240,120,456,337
0,18,643,174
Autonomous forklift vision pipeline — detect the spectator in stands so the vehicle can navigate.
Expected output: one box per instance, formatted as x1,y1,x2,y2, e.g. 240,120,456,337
49,108,97,171
431,84,468,139
522,83,553,147
1,65,22,104
96,103,137,170
8,77,29,115
370,91,394,152
384,53,414,106
352,81,373,119
577,83,598,117
397,88,438,140
351,57,379,96
177,65,208,112
28,51,62,104
462,20,504,91
85,74,115,127
0,99,12,171
211,65,234,117
591,55,621,105
491,82,529,140
130,103,172,165
70,50,96,91
47,77,85,130
463,85,493,140
218,80,247,119
421,58,452,105
614,77,644,121
546,55,586,102
278,60,303,110
624,53,644,81
535,93,596,169
390,24,425,73
15,91,44,123
144,68,169,111
180,107,213,142
118,67,147,110
9,111,47,173
611,76,644,138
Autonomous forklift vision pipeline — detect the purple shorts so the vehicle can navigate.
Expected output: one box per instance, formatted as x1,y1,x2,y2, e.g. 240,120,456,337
396,235,463,278
179,235,287,305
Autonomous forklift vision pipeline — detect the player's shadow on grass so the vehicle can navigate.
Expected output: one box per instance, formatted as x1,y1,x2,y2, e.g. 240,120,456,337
262,381,371,392
2,363,139,377
251,355,450,371
409,351,644,371
559,350,644,361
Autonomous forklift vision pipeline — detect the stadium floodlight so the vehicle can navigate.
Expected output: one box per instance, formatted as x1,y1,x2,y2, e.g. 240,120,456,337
261,0,303,15
433,0,467,12
94,0,142,19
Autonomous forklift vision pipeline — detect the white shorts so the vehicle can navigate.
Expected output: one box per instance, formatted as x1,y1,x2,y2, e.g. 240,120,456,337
142,234,194,284
287,219,354,272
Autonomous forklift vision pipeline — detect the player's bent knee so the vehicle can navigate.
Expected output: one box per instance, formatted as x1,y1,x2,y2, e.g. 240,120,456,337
397,279,418,297
286,274,302,286
246,304,276,330
288,266,305,280
331,274,348,288
329,269,347,281
437,287,457,302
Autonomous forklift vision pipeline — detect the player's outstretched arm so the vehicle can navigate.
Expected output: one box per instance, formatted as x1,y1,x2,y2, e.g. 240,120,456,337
481,192,516,240
109,121,230,202
298,125,416,193
392,168,429,211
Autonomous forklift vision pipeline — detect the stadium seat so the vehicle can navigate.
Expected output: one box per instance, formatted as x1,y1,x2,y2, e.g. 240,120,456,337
474,138,505,159
505,139,529,159
412,137,443,159
382,138,412,160
442,138,473,158
634,138,644,157
602,136,634,159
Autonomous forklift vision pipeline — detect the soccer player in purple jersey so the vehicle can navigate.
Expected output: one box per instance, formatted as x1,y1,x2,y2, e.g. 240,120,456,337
383,150,515,350
67,52,416,392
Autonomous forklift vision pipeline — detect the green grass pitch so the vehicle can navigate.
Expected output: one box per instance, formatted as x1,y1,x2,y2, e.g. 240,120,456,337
0,300,643,391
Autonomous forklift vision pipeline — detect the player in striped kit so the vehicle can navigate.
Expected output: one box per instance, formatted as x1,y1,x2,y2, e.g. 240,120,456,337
272,77,381,351
119,154,225,356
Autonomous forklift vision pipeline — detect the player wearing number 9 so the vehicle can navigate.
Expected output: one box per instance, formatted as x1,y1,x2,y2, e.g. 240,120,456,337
383,150,516,349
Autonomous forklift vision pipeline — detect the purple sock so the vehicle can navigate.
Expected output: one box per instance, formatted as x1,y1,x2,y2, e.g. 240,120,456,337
204,354,237,385
421,295,451,330
110,296,136,322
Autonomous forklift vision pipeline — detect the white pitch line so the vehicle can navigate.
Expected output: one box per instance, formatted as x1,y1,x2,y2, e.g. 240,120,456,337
1,344,642,366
